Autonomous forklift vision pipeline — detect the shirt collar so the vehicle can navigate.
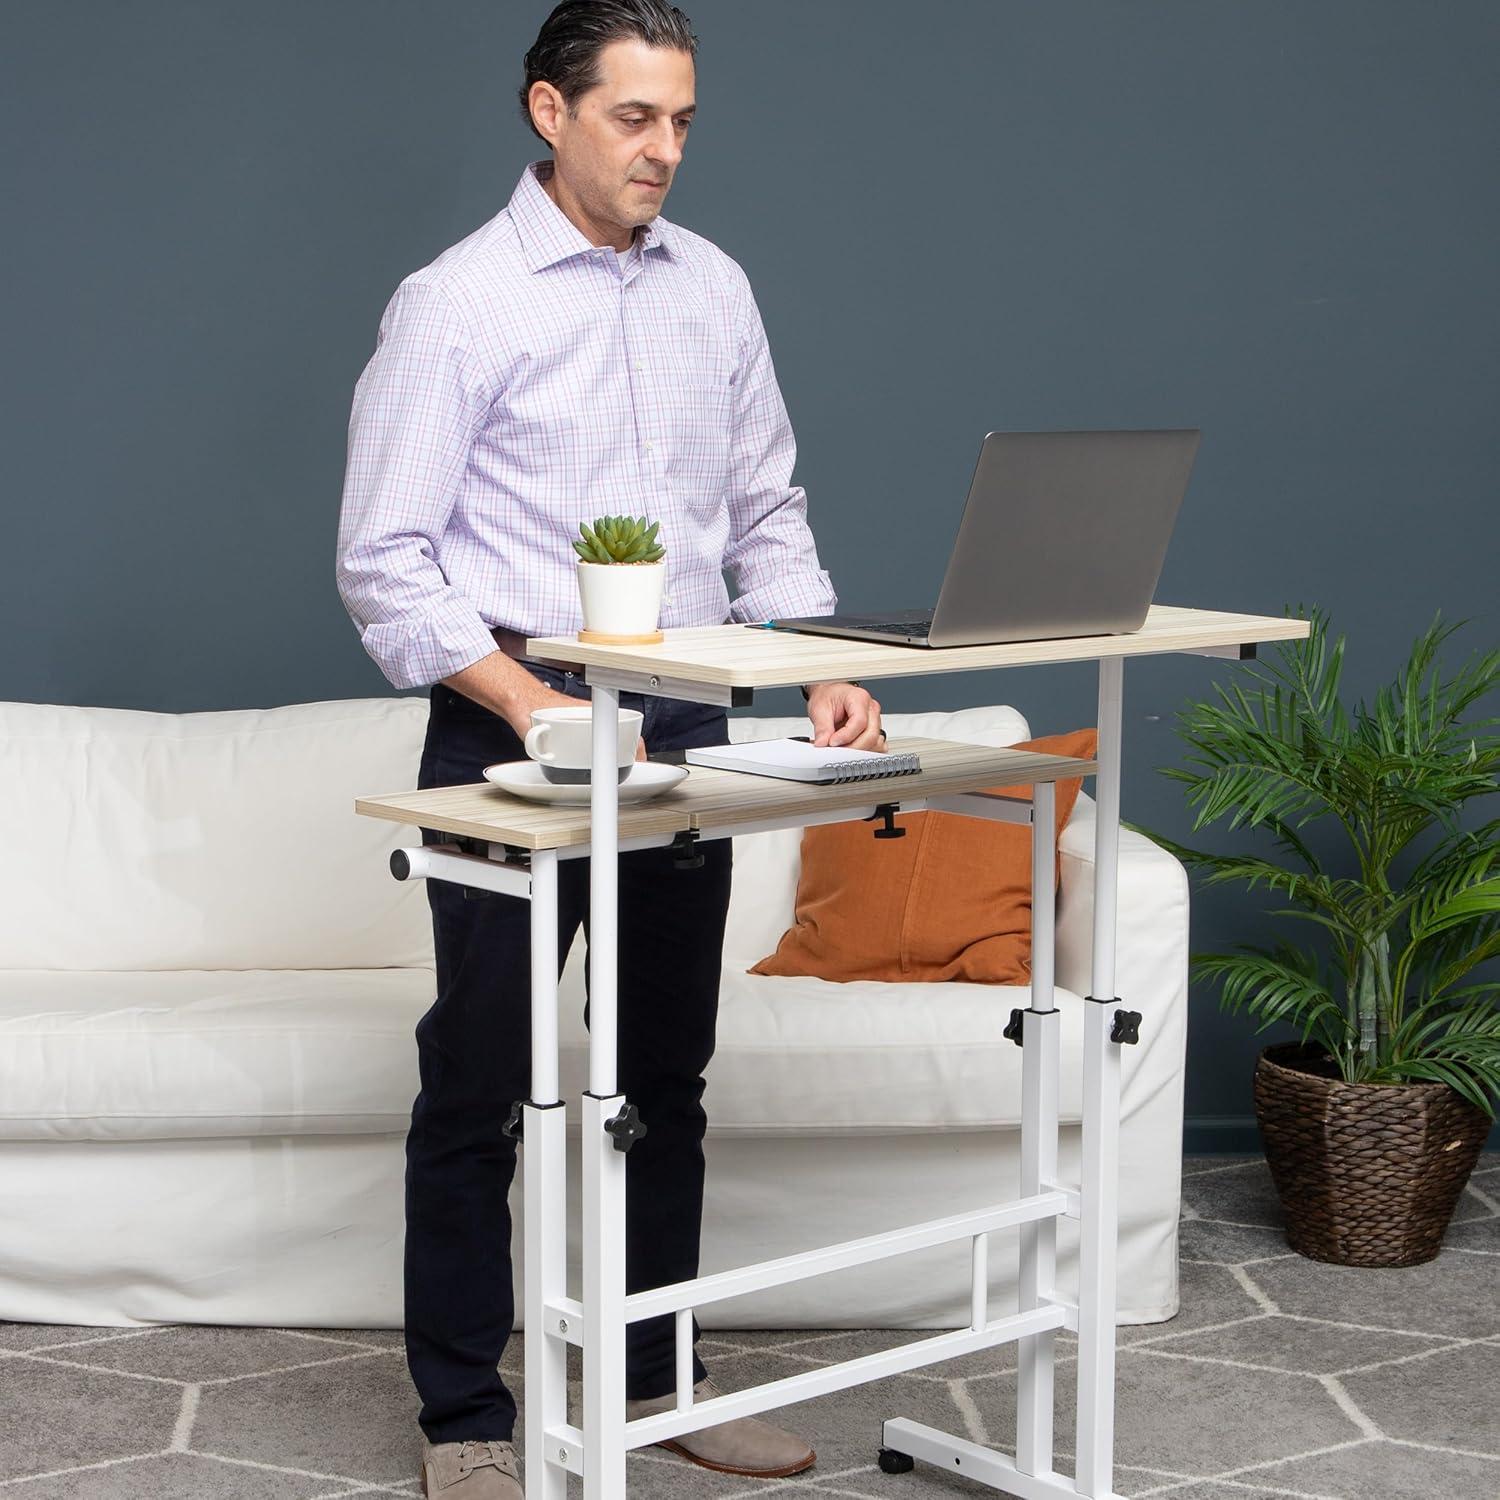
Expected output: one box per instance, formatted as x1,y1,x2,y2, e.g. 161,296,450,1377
509,158,679,272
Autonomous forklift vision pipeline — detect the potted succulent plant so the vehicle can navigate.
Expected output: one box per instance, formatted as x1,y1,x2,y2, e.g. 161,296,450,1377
572,513,667,643
1135,603,1498,1266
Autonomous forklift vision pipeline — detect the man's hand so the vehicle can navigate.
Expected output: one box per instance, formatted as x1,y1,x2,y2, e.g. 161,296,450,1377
502,676,647,762
805,682,884,750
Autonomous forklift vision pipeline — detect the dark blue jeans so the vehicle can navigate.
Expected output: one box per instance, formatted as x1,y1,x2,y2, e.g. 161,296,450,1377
404,665,734,1443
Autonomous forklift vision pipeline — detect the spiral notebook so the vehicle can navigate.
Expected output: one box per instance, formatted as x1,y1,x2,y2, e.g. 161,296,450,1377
684,736,921,784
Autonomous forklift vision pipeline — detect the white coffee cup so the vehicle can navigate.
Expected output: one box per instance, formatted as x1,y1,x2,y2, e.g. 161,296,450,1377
524,705,644,784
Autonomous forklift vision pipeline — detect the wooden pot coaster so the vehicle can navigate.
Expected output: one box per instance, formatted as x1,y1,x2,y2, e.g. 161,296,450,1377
576,628,665,645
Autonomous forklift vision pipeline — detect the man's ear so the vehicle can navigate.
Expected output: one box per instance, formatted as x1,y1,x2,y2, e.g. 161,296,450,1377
528,81,564,146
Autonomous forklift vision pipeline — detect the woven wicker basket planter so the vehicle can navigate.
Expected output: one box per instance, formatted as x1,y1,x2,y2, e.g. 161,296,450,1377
1252,1041,1491,1267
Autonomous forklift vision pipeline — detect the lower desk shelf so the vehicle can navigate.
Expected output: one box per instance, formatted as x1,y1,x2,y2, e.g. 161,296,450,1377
354,735,1098,851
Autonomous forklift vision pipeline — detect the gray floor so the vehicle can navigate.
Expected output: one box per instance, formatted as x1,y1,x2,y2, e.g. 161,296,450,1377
1,1154,1495,1498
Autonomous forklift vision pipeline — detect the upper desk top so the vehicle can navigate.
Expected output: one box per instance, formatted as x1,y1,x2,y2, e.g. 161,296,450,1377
526,604,1310,702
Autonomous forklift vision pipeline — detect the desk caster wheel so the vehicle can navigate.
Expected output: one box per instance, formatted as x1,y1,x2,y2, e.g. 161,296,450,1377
878,1447,914,1474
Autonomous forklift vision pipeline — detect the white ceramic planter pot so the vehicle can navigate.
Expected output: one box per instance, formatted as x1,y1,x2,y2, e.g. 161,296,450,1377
576,559,665,636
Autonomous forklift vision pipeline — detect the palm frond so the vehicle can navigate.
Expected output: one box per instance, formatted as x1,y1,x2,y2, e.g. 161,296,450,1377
1132,835,1315,900
1191,944,1350,1060
1407,871,1500,944
1379,1001,1500,1115
1405,817,1500,891
1148,775,1324,871
1419,920,1500,1001
1389,1059,1498,1116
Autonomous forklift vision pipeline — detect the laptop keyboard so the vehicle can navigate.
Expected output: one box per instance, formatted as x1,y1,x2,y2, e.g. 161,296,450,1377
860,618,934,637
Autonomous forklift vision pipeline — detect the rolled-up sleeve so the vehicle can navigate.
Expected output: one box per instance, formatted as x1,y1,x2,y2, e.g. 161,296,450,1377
335,278,499,690
720,269,838,623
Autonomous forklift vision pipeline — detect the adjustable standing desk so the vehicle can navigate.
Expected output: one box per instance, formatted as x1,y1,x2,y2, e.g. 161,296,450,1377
355,603,1309,1500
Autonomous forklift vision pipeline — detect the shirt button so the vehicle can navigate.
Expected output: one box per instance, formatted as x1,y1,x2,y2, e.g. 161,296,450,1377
634,362,642,371
645,441,654,450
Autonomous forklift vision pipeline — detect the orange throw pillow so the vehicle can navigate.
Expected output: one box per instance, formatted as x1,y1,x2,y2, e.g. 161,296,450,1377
748,729,1097,985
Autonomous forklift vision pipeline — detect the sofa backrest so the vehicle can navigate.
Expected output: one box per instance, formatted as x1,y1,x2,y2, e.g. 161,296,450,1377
1,698,434,971
1,696,1032,974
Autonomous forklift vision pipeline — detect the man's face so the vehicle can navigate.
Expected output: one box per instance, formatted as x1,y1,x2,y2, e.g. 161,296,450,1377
533,38,695,232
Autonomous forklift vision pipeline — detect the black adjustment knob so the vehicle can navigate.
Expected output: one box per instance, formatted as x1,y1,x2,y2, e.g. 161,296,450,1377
501,1101,525,1140
604,1102,647,1153
669,830,704,869
1110,1009,1143,1045
389,848,413,881
862,804,906,839
1003,1007,1025,1047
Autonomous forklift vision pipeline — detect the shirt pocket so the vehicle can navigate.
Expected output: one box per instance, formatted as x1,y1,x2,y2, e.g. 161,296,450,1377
666,377,736,503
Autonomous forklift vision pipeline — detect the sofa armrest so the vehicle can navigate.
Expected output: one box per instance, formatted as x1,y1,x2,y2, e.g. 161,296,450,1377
1053,790,1190,1253
1054,790,1190,1019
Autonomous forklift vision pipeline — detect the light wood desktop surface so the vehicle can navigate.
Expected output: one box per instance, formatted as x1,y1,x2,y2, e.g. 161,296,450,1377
354,737,1097,851
524,603,1309,697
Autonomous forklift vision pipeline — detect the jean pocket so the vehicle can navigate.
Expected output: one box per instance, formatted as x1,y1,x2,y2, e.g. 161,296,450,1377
439,685,504,718
648,702,730,752
523,663,585,696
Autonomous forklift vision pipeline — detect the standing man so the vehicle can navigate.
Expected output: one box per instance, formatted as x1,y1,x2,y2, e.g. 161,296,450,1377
336,2,882,1493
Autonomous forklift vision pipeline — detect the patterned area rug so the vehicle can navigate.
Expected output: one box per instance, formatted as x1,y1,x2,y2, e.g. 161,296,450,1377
0,1154,1494,1497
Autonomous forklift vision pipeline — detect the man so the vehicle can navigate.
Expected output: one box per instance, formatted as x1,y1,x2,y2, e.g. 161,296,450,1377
336,2,883,1493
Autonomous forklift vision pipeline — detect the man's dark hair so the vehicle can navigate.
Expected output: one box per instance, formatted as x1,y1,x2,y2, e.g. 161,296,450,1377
519,0,698,144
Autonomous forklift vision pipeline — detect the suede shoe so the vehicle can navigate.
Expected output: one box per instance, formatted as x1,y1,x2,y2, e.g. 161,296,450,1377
419,1436,522,1497
625,1376,816,1478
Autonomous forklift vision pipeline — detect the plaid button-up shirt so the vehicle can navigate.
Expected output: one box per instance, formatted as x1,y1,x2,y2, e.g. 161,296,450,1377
335,158,838,690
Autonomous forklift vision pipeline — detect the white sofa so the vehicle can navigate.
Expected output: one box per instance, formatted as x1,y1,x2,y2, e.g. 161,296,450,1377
0,695,1188,1330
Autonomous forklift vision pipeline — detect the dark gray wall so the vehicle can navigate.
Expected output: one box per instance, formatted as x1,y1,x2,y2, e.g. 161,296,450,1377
5,2,1496,1148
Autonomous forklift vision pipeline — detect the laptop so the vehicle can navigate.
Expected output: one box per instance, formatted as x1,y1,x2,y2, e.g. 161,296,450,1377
761,428,1201,648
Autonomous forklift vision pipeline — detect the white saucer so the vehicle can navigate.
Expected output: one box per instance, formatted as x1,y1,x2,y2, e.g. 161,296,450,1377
482,760,689,805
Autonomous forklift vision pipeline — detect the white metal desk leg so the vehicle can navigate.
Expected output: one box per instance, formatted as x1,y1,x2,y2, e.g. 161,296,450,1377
524,849,567,1500
1017,781,1059,1479
1076,656,1125,1497
583,685,627,1499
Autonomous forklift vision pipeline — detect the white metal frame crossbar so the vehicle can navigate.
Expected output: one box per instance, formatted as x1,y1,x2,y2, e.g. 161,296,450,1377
396,656,1132,1500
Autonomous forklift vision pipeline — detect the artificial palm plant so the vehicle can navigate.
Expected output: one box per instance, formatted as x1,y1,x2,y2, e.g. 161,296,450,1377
1137,603,1498,1263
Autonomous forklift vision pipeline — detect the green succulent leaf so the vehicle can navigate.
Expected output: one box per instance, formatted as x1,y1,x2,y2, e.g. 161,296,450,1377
578,512,667,563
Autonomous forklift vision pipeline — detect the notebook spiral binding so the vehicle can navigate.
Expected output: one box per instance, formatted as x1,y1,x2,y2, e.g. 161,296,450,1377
826,752,921,783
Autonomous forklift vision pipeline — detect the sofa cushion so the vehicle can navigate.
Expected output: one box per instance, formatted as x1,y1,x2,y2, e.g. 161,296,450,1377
0,699,435,971
557,937,1093,1132
747,729,1097,984
0,968,429,1141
